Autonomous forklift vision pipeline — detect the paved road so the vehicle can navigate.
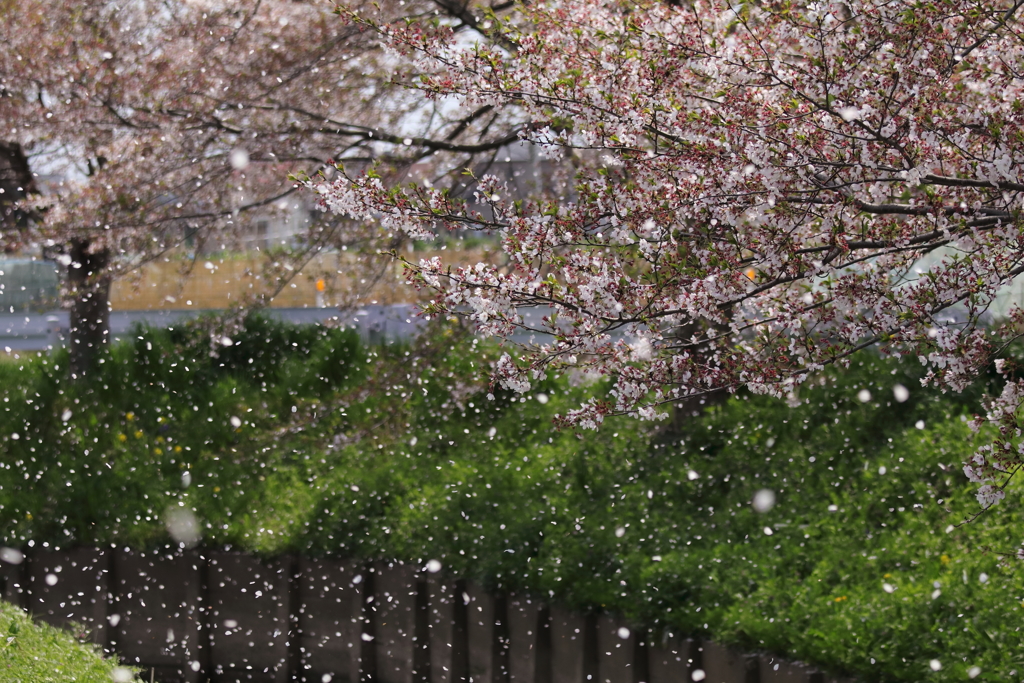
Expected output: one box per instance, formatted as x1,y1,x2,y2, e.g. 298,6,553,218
0,305,557,352
0,305,428,352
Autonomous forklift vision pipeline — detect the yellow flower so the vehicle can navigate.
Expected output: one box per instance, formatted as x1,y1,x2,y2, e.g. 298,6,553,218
126,412,135,421
118,433,127,442
883,573,892,578
157,416,165,424
25,513,32,520
174,446,182,453
213,486,221,493
153,448,163,455
156,436,165,443
940,555,950,565
134,430,143,439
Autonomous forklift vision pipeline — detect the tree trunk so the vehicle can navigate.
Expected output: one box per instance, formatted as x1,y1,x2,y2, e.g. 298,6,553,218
67,238,111,380
665,315,731,434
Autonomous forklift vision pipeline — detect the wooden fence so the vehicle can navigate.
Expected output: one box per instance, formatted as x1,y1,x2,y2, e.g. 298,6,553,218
0,547,844,683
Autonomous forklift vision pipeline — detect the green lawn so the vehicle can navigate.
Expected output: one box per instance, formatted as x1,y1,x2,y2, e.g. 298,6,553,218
0,600,136,682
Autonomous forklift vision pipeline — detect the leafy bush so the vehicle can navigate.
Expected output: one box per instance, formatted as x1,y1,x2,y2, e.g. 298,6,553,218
0,312,361,547
2,321,1023,683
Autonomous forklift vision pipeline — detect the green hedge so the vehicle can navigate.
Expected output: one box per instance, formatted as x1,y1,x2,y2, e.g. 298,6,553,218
1,317,1022,683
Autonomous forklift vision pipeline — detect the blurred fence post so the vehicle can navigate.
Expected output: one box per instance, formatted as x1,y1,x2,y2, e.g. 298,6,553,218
27,546,110,647
0,551,26,609
373,561,422,683
204,551,293,682
427,575,469,683
702,641,759,683
296,556,364,683
111,548,204,683
648,634,700,683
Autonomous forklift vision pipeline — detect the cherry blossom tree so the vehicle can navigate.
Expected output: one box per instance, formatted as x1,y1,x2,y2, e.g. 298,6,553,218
313,0,1024,507
0,0,519,377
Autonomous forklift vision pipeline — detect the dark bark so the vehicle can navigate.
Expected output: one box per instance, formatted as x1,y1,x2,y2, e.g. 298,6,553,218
67,238,111,380
666,316,729,434
0,141,38,248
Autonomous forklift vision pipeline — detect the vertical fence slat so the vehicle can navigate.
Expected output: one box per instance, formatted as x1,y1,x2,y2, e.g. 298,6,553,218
360,565,378,683
596,615,635,683
507,595,542,683
297,556,363,683
648,635,699,683
375,562,419,683
465,583,496,683
760,655,823,683
549,606,586,683
413,578,431,683
0,554,26,609
205,551,291,683
27,546,109,647
427,575,468,683
702,641,759,683
112,548,203,683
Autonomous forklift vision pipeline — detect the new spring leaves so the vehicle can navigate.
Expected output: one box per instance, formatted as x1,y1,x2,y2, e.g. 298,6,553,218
314,1,1024,502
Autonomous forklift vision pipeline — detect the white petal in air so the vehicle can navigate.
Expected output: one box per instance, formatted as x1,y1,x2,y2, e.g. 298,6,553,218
229,148,250,170
752,489,776,513
838,106,861,121
166,507,201,548
0,547,24,565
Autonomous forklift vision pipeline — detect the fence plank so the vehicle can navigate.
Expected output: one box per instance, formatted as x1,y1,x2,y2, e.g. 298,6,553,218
648,635,699,683
759,655,823,683
0,553,26,609
27,547,109,647
702,641,759,683
466,583,498,683
374,562,420,683
296,557,363,683
112,549,203,683
596,615,636,683
428,576,468,683
550,607,593,683
205,551,292,683
506,595,537,683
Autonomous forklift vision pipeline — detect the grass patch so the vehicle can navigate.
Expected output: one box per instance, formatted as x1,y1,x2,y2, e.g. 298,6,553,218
0,600,135,682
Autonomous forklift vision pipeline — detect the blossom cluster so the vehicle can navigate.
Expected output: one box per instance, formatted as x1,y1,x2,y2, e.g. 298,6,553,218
313,0,1024,504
